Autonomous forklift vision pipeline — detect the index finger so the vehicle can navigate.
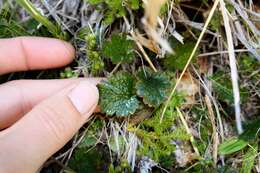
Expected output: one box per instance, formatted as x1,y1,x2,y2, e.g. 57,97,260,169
0,37,75,75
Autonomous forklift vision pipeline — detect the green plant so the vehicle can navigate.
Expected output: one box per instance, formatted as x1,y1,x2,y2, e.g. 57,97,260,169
136,67,171,107
98,72,139,116
103,34,135,64
219,129,259,173
60,67,78,78
78,119,103,148
128,99,190,166
209,71,249,104
163,40,199,71
219,118,260,155
86,33,104,75
0,6,29,37
191,107,213,155
16,0,66,39
108,160,131,173
9,0,260,172
87,0,140,24
239,54,260,82
209,11,222,31
219,137,248,155
68,120,107,172
240,144,258,173
98,68,171,117
68,147,109,173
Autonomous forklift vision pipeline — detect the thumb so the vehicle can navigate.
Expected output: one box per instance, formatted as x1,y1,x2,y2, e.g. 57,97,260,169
0,81,99,173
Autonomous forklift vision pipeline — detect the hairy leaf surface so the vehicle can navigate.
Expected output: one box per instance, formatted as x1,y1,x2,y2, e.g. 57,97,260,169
99,72,139,116
136,67,171,107
103,34,135,63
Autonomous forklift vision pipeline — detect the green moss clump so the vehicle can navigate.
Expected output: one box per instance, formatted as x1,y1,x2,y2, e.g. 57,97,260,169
128,94,190,167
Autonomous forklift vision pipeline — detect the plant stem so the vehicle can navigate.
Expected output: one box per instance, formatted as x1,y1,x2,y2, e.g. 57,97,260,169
177,108,200,157
220,0,243,134
16,0,65,39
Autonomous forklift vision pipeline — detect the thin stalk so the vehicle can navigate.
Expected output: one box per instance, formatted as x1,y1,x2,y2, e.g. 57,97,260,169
123,16,158,72
177,108,200,157
160,0,221,123
220,0,243,134
16,0,65,39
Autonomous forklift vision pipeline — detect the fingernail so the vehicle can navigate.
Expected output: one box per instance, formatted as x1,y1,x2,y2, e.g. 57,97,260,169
68,81,99,115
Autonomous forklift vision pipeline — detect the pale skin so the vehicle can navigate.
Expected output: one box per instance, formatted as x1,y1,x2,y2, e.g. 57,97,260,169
0,37,100,173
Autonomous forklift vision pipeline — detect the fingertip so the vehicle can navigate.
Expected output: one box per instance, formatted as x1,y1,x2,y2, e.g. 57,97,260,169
0,37,76,74
68,81,99,116
59,39,76,65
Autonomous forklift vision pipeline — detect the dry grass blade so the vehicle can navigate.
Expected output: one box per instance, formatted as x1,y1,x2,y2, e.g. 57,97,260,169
227,0,260,60
198,49,255,57
134,35,158,72
132,32,159,53
229,0,260,37
220,0,243,134
142,0,173,53
176,71,199,109
176,108,200,157
160,0,221,123
123,17,158,72
143,0,167,29
205,95,219,166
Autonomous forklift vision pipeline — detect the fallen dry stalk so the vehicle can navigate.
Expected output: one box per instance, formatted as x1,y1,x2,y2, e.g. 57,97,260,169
142,0,173,53
220,0,243,134
205,95,219,166
176,108,200,157
123,16,158,72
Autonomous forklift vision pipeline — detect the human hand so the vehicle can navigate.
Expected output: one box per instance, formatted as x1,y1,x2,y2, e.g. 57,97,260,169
0,37,99,173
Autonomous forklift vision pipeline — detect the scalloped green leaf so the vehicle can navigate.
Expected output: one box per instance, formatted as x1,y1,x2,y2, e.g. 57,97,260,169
102,34,135,63
136,67,171,107
98,72,139,116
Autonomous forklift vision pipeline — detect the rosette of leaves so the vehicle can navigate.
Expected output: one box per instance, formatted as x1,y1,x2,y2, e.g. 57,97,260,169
98,72,139,116
136,67,171,107
102,34,135,64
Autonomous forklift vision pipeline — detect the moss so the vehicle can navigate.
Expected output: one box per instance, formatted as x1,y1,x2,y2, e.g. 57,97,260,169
128,93,190,166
